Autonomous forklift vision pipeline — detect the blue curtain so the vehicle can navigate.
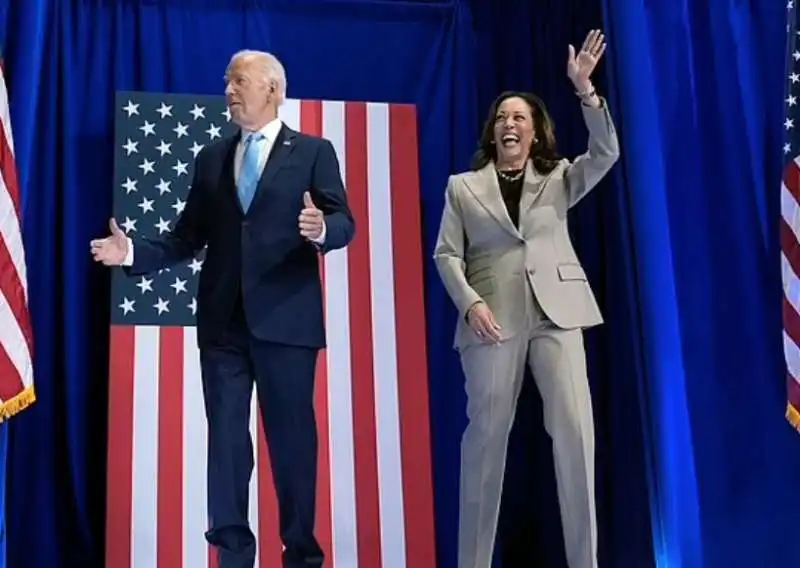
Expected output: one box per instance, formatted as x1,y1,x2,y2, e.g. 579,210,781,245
601,0,800,566
2,0,798,567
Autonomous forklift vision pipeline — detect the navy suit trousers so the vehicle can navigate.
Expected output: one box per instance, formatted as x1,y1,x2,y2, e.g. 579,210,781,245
202,296,323,568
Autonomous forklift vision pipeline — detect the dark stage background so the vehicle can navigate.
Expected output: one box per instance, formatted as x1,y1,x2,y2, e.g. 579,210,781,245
0,0,798,567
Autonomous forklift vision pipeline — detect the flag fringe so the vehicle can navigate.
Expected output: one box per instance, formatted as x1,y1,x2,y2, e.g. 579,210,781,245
0,385,36,423
786,401,800,433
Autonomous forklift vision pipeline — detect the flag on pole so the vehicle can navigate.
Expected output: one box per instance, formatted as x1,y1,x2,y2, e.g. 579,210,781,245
104,92,437,568
0,59,35,422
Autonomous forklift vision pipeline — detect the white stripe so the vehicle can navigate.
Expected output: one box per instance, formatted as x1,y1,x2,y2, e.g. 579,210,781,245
785,329,800,382
783,252,800,384
183,328,208,568
323,100,359,567
132,326,160,568
0,70,14,155
248,389,260,564
0,288,32,399
0,172,29,304
367,103,407,567
781,181,800,247
279,98,302,131
782,254,800,312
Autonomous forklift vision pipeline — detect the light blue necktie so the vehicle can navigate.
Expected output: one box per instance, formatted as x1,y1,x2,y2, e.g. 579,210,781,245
237,132,264,212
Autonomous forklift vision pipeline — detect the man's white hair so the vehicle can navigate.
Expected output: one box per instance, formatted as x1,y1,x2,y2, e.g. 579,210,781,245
228,49,287,106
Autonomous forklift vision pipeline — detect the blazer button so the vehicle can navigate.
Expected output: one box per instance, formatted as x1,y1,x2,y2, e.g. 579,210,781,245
242,221,249,228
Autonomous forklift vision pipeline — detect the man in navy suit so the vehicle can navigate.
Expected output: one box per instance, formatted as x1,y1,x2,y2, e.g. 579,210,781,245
91,50,355,568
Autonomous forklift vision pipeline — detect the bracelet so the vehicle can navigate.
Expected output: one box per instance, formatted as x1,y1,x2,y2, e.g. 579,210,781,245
465,300,485,319
575,87,597,99
467,301,482,315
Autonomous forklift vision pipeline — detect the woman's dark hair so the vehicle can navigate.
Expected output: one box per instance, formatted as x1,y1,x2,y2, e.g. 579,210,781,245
469,90,562,173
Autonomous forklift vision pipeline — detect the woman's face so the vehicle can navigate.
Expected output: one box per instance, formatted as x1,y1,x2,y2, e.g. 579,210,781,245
492,96,535,167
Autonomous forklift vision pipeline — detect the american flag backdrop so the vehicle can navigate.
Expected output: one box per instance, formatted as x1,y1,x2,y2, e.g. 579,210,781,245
0,59,35,422
104,91,436,568
784,1,800,431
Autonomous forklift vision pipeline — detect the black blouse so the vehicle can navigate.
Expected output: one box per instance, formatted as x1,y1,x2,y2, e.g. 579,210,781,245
496,168,524,228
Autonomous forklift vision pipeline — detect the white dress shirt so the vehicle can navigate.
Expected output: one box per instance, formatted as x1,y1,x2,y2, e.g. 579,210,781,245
121,117,324,266
234,116,283,186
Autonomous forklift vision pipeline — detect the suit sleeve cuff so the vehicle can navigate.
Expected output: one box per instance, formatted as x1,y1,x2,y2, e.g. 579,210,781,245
122,237,134,266
581,97,615,135
311,220,327,246
458,291,484,320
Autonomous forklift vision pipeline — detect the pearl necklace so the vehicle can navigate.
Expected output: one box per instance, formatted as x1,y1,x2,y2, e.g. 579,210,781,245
496,167,524,182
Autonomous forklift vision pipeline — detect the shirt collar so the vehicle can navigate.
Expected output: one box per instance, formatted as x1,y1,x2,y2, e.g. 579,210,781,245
240,116,282,144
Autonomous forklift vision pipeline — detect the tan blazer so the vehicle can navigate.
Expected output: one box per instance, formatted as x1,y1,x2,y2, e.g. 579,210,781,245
433,101,620,350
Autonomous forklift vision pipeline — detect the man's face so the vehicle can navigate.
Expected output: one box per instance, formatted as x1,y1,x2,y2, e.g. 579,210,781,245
224,56,274,129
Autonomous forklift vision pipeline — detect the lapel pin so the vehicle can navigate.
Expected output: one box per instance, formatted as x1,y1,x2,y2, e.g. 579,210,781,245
283,140,291,146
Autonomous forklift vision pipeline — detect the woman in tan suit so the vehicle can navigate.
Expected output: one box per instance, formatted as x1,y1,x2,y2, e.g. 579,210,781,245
433,30,620,568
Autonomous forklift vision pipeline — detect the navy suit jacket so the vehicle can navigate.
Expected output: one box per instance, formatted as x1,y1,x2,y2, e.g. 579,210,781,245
124,123,355,349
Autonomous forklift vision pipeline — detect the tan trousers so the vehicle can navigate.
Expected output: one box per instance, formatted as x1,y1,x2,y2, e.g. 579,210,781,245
457,299,597,568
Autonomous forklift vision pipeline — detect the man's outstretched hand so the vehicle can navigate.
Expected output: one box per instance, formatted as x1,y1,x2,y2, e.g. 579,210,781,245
90,218,129,266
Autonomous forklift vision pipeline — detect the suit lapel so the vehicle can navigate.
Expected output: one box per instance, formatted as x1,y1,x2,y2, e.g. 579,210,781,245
248,124,297,213
463,161,562,237
518,160,561,217
518,161,546,216
463,164,520,237
220,135,244,215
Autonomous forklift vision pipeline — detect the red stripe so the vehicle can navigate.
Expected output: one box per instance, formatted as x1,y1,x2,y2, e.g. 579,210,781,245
299,99,334,566
389,104,437,565
106,325,136,568
0,232,32,400
784,159,800,204
0,233,32,350
790,373,800,409
0,342,22,401
0,106,22,216
781,218,800,280
783,294,800,348
346,101,383,567
300,99,322,134
258,413,282,567
158,327,184,567
0,236,32,397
